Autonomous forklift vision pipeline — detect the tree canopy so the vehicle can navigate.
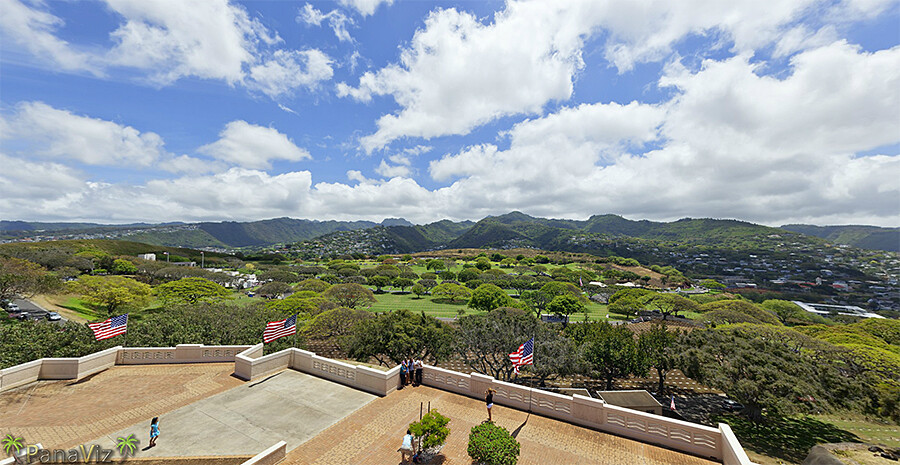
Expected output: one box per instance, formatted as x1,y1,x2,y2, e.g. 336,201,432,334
468,283,517,312
322,283,376,309
69,275,152,315
345,309,454,366
156,277,231,305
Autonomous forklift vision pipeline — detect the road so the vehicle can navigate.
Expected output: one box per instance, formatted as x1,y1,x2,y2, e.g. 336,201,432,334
12,298,67,322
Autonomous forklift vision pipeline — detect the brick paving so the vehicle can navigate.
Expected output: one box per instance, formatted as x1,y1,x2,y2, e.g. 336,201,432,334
283,385,719,465
0,363,243,450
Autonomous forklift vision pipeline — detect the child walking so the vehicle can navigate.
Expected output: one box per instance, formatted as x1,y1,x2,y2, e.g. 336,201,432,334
149,417,160,448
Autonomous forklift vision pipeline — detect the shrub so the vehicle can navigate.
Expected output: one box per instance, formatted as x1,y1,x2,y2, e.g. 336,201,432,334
409,410,451,450
467,422,520,465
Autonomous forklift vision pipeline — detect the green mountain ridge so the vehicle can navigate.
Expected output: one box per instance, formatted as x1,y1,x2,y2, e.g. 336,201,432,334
780,224,900,252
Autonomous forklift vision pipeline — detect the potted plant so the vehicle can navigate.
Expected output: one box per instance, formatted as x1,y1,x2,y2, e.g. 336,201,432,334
409,410,451,462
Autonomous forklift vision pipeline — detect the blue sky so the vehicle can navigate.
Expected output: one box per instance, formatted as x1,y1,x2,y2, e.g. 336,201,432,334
1,0,898,226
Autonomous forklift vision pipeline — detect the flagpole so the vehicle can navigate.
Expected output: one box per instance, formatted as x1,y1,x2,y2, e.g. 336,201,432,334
293,313,298,348
528,332,534,414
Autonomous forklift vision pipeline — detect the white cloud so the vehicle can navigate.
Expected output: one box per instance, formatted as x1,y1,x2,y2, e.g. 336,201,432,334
104,0,279,85
0,0,100,74
374,159,412,178
337,0,394,17
0,154,87,216
1,0,334,100
247,49,334,98
340,2,594,152
297,3,354,42
341,0,895,152
197,121,311,169
425,42,900,225
2,101,167,166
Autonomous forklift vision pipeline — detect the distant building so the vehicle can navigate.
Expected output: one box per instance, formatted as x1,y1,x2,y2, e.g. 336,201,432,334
137,253,156,261
793,301,885,319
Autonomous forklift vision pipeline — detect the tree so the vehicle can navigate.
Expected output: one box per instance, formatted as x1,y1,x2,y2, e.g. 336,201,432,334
409,410,451,452
417,278,438,292
455,307,537,380
638,322,681,394
530,324,583,386
266,291,333,316
426,259,446,272
700,300,781,326
431,283,472,303
393,277,414,292
156,277,231,305
368,275,392,293
323,283,376,309
582,322,646,390
700,279,726,290
295,278,331,293
546,294,585,326
0,257,57,302
257,281,292,299
679,325,865,422
411,284,426,299
304,307,374,339
345,309,454,366
761,299,821,325
258,269,298,283
437,270,456,281
474,258,491,271
467,423,520,465
500,257,516,268
468,284,517,312
507,276,536,297
69,275,152,316
640,293,700,320
111,259,137,275
457,268,480,283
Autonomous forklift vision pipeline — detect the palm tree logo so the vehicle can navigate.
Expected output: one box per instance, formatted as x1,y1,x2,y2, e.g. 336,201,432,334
116,434,139,457
2,434,24,455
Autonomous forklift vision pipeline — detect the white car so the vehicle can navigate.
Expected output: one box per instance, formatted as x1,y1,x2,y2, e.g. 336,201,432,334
46,312,62,321
7,303,19,312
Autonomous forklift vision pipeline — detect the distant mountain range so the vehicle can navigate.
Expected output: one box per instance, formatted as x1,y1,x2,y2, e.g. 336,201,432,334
780,224,900,252
2,214,898,252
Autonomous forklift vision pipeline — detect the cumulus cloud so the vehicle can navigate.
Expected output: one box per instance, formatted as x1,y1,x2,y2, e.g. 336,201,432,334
339,2,593,152
0,0,100,74
297,3,354,42
340,0,895,152
374,159,411,178
337,0,394,17
2,101,168,166
247,49,334,98
2,0,333,99
427,42,900,225
197,121,311,169
104,0,278,85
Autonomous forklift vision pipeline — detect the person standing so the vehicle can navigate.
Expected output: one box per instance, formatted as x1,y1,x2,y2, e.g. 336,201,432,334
406,358,415,386
400,360,409,388
414,358,424,386
149,417,160,448
485,388,496,422
399,429,415,463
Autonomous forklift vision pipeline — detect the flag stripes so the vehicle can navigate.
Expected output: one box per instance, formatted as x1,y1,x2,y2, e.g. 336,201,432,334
263,314,297,343
509,337,534,374
88,314,128,340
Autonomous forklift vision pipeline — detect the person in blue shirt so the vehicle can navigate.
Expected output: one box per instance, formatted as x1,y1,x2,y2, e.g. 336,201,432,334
399,362,408,389
149,417,160,448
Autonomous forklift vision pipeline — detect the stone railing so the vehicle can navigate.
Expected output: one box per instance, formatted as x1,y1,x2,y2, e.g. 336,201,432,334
0,344,250,393
0,347,120,392
118,344,252,364
233,345,400,396
421,365,755,465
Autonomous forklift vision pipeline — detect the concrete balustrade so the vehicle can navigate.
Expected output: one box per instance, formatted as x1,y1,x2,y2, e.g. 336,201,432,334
420,365,755,465
233,346,401,396
1,345,755,463
0,347,120,392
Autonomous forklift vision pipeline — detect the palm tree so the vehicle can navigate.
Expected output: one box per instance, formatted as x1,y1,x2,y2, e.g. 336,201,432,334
116,434,139,456
2,435,24,455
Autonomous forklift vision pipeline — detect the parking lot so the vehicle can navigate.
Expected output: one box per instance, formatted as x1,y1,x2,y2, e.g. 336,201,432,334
4,298,65,323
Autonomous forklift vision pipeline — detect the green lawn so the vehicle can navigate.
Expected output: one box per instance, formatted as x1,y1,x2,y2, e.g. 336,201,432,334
367,292,481,318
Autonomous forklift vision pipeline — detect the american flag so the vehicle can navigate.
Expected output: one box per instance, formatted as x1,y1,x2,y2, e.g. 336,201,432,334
88,314,128,340
263,314,297,343
509,337,534,374
670,395,677,411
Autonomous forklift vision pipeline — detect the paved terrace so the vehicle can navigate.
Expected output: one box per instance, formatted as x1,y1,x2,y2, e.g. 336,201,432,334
2,363,718,465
